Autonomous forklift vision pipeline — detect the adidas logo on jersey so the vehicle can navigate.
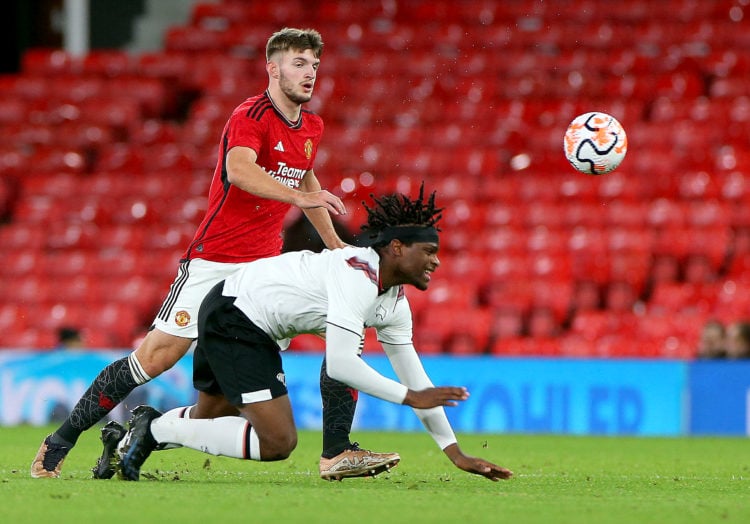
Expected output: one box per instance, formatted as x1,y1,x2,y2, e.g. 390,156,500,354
274,141,285,152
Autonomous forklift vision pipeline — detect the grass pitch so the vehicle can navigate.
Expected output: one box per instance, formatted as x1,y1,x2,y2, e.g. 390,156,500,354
2,426,749,524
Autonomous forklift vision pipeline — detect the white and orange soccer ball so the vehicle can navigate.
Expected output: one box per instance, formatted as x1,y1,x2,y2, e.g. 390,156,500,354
563,112,628,175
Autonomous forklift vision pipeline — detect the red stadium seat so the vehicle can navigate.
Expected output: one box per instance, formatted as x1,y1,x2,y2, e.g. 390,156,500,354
489,306,525,340
54,122,115,149
558,334,598,358
41,250,94,277
0,327,57,349
86,302,145,347
527,307,561,339
164,26,227,53
29,146,88,174
489,337,528,357
31,301,88,331
81,97,142,131
0,302,31,332
2,276,53,304
0,97,27,124
0,223,46,250
0,250,43,276
412,325,447,355
44,221,100,250
21,48,77,75
81,50,135,77
137,52,192,85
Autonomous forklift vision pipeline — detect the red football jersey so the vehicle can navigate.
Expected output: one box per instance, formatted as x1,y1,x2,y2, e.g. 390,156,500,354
183,92,323,263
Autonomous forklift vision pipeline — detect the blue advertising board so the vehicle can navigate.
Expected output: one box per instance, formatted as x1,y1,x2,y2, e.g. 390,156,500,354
284,355,686,436
0,350,195,426
4,350,746,437
688,360,750,435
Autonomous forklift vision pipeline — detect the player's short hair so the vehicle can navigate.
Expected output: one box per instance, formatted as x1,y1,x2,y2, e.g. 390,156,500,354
266,28,324,60
361,182,443,248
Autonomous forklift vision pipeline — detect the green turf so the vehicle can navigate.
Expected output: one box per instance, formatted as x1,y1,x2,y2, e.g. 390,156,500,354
2,426,749,523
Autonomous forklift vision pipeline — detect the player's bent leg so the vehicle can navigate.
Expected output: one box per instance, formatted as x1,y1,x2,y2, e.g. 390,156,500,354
238,395,297,461
133,329,194,378
320,359,358,456
31,329,192,479
318,359,400,481
116,397,297,480
191,390,240,419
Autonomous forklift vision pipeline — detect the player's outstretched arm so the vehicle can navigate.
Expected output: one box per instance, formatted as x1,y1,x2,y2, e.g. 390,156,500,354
442,443,513,482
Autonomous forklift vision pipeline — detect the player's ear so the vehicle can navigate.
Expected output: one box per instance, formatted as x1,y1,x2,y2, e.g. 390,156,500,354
267,60,280,79
389,239,404,256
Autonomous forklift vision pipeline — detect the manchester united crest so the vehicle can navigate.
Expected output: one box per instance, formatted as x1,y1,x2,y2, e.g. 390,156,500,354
174,310,191,327
304,139,313,159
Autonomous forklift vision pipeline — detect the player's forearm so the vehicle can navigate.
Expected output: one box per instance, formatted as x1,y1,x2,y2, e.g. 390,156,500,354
441,443,464,463
382,343,457,449
226,154,302,205
298,171,346,248
413,406,458,450
302,208,346,249
325,324,408,404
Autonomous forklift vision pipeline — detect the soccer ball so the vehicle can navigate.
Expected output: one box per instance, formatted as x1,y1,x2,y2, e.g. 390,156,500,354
563,112,627,175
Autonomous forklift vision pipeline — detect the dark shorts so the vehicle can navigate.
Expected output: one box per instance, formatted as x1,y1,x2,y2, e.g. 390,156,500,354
193,282,288,406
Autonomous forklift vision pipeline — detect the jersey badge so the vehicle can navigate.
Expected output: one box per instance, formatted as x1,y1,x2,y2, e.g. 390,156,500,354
304,138,313,159
375,305,386,321
174,310,191,327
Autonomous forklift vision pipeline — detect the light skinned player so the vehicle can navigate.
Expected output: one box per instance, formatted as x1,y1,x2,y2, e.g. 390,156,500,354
111,186,514,482
32,27,399,481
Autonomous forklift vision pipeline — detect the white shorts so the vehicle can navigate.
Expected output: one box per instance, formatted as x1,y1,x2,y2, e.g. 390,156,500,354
152,258,246,339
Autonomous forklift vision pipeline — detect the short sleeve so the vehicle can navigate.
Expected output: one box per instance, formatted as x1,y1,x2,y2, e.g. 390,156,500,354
226,111,266,153
325,257,378,334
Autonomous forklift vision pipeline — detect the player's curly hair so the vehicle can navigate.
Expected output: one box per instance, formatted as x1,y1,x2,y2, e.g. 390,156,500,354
361,182,443,247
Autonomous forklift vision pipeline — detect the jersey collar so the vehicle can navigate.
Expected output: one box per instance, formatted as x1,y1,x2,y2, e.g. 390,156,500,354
265,90,304,129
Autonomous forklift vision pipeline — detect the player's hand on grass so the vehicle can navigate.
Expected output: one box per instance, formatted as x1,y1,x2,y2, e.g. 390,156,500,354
403,386,469,408
295,190,346,215
443,443,513,481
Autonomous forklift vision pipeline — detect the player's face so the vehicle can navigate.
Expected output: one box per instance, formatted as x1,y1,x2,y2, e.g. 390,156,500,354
399,242,440,291
278,49,319,105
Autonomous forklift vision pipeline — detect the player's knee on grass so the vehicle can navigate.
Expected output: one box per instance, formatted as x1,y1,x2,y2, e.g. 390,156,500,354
258,429,298,461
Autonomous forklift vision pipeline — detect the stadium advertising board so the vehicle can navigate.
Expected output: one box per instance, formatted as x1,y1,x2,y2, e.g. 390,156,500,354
2,352,748,436
688,360,750,435
0,351,195,426
321,356,686,436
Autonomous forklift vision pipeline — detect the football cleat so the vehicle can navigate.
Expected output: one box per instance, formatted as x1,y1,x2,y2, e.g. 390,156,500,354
319,442,400,481
92,421,127,479
118,405,162,481
30,435,71,478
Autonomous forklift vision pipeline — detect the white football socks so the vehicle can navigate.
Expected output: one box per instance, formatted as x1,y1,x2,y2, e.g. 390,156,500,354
160,405,193,420
149,416,260,460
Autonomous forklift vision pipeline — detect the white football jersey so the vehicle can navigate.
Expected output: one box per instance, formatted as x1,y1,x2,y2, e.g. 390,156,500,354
222,246,413,350
222,245,458,451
